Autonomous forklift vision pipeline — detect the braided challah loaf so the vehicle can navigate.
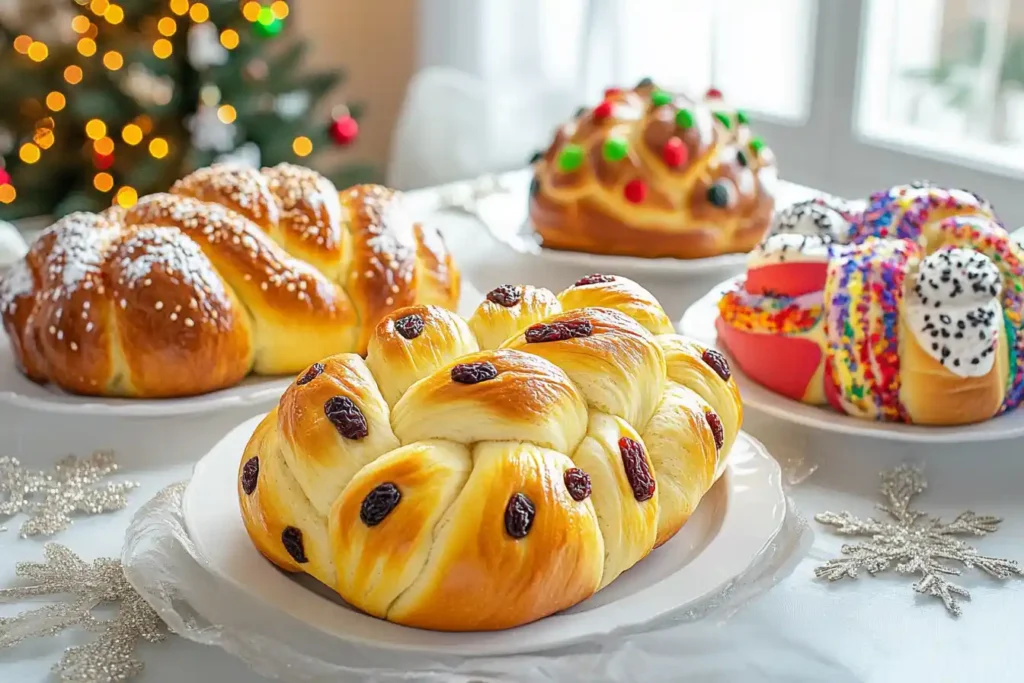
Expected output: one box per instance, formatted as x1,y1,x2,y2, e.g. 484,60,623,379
0,163,459,398
716,184,1024,425
239,274,742,631
530,82,777,260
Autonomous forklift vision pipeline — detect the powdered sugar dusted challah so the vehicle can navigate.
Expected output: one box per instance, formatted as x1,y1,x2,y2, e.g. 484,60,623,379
239,274,742,631
717,183,1023,426
0,163,460,398
529,82,777,259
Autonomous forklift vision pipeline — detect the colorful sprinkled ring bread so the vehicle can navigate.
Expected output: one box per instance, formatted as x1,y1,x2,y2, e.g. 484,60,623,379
716,185,1024,426
529,82,777,259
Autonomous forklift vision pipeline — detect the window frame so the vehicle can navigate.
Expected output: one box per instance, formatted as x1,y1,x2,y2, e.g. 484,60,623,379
750,0,1024,227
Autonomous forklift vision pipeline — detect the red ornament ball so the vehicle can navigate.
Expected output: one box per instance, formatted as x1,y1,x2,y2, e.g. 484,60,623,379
624,179,647,204
329,115,359,146
592,100,614,121
662,137,689,168
0,168,10,186
93,152,114,170
706,87,723,99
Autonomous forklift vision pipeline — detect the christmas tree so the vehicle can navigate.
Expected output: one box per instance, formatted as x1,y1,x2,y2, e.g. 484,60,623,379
0,0,371,221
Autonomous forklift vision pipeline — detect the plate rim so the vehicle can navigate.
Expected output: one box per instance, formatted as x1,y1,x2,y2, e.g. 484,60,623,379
679,277,1024,443
181,416,788,656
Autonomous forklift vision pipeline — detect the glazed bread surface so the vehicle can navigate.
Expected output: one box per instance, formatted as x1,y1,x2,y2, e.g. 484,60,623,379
239,274,743,631
0,163,460,398
530,81,777,259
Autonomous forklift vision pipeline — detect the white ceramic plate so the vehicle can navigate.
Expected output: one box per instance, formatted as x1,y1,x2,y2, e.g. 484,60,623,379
0,281,485,417
680,278,1024,443
182,416,787,657
475,170,820,279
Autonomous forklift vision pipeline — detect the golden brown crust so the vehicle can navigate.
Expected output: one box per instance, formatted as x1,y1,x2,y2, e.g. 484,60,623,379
469,284,562,350
502,307,667,427
530,84,775,259
557,275,674,335
0,164,460,397
391,348,589,453
340,184,421,353
365,304,479,406
237,278,745,632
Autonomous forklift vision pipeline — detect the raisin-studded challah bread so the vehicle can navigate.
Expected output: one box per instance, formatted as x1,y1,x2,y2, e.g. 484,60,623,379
529,82,777,260
0,163,459,398
239,274,742,631
716,183,1024,425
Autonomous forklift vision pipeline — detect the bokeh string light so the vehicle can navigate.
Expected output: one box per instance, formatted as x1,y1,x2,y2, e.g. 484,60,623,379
3,0,303,211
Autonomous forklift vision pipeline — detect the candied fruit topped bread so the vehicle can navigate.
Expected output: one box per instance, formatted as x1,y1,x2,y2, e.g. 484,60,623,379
0,163,459,398
716,183,1024,426
529,81,777,259
238,274,742,631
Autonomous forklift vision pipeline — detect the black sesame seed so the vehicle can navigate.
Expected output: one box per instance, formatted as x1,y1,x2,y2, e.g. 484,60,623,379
636,77,654,88
707,183,730,208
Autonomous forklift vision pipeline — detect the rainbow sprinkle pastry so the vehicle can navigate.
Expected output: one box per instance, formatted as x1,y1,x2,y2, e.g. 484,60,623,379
716,184,1024,426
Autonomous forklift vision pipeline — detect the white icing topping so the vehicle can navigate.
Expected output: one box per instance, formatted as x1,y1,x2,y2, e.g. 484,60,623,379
771,200,851,243
748,233,831,269
905,248,1002,377
0,258,33,314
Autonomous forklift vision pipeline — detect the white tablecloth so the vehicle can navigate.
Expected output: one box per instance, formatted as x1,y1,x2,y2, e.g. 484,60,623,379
2,177,1022,682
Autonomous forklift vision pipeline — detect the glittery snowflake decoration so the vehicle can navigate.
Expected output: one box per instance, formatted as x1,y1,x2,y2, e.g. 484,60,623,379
814,465,1022,616
0,544,165,682
0,451,138,537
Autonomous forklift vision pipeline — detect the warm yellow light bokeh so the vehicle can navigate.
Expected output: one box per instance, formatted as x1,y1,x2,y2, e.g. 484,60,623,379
19,143,41,164
271,1,290,19
157,17,177,36
94,172,114,192
189,2,209,22
0,186,16,204
169,0,189,16
153,38,173,58
94,137,115,156
72,16,92,33
217,104,237,124
103,50,124,70
220,29,239,49
13,35,32,54
115,186,138,208
241,1,261,22
64,65,84,84
77,37,97,56
104,4,124,24
122,124,144,145
292,136,313,157
27,42,49,62
149,137,169,159
46,91,67,111
89,0,110,15
136,115,154,134
85,119,107,140
35,129,56,150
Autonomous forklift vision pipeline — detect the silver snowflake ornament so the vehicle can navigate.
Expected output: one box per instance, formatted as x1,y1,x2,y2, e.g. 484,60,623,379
0,543,165,682
814,465,1022,616
0,451,138,537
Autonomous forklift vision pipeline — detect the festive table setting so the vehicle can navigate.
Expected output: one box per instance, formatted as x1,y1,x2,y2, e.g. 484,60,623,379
1,80,1023,683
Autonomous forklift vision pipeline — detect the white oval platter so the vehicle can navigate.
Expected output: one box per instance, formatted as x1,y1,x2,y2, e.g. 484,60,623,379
182,415,788,657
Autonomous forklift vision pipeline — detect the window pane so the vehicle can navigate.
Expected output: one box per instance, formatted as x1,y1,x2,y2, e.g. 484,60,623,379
612,0,814,120
710,0,817,121
857,0,1024,172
